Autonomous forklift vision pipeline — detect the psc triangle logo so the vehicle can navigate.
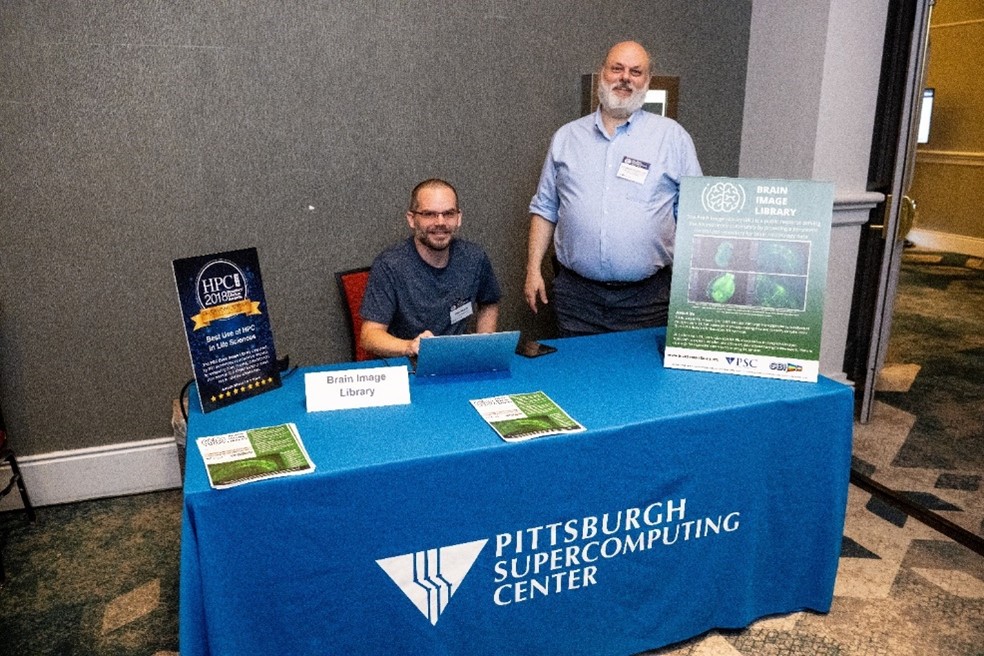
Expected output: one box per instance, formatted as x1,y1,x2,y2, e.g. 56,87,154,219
376,538,488,625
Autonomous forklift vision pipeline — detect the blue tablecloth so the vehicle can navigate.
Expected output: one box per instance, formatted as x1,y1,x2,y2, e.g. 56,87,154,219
179,328,853,656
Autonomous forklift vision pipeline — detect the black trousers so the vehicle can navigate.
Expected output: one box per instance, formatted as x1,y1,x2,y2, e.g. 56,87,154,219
552,265,672,337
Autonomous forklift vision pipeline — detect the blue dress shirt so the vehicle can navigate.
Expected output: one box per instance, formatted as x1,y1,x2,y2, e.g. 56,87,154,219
529,108,702,282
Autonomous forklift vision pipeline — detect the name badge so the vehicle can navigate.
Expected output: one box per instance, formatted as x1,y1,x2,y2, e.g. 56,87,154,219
616,157,650,184
305,365,410,412
450,300,474,324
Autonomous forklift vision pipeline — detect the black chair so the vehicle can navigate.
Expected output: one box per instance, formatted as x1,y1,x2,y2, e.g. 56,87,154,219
1,404,37,587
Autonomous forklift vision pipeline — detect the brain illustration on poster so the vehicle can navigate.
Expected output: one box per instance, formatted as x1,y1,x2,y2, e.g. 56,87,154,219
173,248,281,413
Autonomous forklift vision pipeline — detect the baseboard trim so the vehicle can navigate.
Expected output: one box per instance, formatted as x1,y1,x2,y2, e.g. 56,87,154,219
0,437,182,510
908,229,984,258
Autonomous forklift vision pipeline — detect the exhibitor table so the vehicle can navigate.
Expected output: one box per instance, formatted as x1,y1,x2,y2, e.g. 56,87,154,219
179,328,853,656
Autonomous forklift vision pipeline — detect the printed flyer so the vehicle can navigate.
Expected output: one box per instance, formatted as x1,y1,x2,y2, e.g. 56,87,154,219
196,423,314,489
664,177,834,382
173,247,281,412
470,391,585,442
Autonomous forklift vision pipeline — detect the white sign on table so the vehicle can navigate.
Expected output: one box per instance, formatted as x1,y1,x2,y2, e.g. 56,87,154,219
305,365,410,412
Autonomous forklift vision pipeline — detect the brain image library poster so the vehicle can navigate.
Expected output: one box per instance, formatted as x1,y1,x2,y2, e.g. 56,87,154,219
173,247,282,413
664,177,834,382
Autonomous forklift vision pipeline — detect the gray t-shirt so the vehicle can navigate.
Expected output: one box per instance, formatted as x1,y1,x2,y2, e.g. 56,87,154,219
360,237,501,340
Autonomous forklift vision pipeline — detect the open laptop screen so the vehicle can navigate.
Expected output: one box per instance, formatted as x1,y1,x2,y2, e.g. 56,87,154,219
415,331,520,377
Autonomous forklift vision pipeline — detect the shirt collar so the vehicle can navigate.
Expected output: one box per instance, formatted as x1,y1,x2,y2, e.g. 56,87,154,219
594,106,645,138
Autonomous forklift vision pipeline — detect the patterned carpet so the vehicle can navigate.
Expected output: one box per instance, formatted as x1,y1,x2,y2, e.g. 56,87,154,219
865,250,984,539
0,491,181,655
648,476,984,656
1,250,981,655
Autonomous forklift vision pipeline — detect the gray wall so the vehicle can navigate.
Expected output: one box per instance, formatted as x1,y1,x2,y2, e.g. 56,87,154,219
0,1,751,455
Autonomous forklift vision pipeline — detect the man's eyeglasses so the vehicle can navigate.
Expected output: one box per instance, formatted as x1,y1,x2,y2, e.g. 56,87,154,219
606,64,647,79
411,209,460,220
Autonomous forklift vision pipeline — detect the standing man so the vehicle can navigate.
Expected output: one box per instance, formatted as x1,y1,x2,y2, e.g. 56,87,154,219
360,178,501,358
525,40,702,336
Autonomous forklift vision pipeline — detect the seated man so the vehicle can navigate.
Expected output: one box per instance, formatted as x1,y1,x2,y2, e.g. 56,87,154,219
359,178,501,358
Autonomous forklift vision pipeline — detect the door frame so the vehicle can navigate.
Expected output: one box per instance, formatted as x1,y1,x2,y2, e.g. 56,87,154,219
845,0,934,422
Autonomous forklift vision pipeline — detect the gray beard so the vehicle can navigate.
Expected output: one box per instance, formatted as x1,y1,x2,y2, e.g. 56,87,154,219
598,82,647,119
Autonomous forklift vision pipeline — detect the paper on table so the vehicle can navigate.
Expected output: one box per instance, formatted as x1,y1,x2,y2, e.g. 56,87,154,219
470,391,585,442
196,422,315,488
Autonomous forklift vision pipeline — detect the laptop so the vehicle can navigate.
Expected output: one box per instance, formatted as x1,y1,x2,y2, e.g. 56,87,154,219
415,331,521,377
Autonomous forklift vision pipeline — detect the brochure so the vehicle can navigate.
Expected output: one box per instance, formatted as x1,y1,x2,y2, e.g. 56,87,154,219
196,423,314,488
470,391,585,442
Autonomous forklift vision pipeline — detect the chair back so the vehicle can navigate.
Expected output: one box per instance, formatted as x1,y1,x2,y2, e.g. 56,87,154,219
335,267,372,362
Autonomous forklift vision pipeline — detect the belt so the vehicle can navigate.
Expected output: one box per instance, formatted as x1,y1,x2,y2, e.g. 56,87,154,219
559,264,666,290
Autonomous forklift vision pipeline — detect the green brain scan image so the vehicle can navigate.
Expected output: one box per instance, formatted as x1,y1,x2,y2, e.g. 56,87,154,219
757,242,804,275
707,272,736,303
753,275,801,308
714,242,734,268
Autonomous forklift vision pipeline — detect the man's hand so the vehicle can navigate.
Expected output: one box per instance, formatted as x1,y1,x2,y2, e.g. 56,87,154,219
406,330,434,357
524,269,548,314
362,321,433,359
525,214,555,314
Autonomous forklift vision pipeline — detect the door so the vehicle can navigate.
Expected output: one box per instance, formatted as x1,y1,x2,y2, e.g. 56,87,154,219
852,0,934,423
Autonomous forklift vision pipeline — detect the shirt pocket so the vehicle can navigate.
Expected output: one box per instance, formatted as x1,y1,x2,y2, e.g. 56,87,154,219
625,174,658,206
626,169,673,208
